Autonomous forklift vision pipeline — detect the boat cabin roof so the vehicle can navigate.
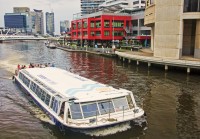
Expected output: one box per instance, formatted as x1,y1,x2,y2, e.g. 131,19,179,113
21,67,130,102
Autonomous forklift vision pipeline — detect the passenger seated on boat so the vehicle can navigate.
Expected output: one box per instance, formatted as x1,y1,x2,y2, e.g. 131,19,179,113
21,65,26,69
59,103,65,119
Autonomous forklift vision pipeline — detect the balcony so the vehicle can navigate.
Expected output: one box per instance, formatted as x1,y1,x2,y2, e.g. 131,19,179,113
144,4,155,26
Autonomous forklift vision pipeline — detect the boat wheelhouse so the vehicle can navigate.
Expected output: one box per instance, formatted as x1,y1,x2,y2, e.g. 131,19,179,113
14,67,144,129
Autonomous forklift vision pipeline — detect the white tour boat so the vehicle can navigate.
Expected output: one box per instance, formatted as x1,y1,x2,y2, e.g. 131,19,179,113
14,67,144,131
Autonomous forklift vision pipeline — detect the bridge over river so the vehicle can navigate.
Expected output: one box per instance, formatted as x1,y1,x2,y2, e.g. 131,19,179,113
0,35,47,42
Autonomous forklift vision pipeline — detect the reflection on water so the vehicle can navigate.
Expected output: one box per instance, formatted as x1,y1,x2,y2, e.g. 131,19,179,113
0,41,200,139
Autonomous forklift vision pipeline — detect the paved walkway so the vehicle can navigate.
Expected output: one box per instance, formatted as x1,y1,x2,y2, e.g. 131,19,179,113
57,46,200,72
116,49,200,71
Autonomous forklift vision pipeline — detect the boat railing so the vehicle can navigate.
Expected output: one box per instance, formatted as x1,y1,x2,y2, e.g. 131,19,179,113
68,104,140,125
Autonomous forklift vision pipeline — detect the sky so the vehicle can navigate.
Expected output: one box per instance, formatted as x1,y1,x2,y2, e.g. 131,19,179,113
0,0,80,34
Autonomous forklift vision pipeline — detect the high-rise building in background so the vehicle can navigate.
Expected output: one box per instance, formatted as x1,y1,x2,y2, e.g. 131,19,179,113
33,9,44,35
81,0,105,15
46,12,55,36
60,20,70,34
13,7,30,14
4,13,28,33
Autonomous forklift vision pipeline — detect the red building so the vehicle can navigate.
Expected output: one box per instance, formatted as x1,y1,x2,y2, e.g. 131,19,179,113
70,13,132,47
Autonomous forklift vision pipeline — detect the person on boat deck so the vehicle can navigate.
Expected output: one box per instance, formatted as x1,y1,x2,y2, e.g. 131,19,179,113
17,64,20,70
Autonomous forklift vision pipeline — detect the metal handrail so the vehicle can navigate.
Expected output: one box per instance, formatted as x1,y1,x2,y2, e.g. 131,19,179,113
70,104,134,120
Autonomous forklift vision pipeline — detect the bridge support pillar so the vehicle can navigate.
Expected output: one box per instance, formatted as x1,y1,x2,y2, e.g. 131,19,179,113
137,61,139,66
165,65,168,71
187,67,190,74
148,62,151,67
128,59,131,63
123,58,125,62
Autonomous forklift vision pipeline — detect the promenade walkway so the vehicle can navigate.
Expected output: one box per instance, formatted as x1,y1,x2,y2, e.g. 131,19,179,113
116,48,200,73
57,45,200,73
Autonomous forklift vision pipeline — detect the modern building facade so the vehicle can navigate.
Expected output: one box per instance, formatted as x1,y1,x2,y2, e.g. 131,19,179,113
13,7,33,34
46,12,55,36
99,0,150,44
145,0,200,59
4,13,28,32
60,20,70,34
81,0,105,15
32,9,44,35
71,12,131,46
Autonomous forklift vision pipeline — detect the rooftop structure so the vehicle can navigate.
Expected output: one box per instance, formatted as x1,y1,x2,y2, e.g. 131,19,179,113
13,7,30,14
99,0,146,13
81,0,105,15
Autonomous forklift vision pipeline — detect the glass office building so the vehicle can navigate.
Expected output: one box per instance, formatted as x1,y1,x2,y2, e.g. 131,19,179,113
4,13,27,29
46,12,55,36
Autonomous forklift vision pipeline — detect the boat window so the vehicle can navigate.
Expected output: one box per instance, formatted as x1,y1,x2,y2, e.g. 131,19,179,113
113,97,129,112
126,95,134,109
36,87,42,98
21,74,30,87
59,102,65,118
40,91,46,102
30,82,37,93
98,101,114,115
50,95,61,113
50,97,55,109
68,109,71,118
45,94,51,106
69,102,82,119
81,103,99,118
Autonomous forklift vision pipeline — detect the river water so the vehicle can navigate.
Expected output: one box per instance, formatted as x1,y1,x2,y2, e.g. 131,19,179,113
0,41,200,139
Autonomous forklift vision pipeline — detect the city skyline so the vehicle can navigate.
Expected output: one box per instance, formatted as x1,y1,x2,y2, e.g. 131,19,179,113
0,0,80,34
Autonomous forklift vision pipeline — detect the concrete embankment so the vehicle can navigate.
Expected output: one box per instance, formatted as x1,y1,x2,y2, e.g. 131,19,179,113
56,46,116,58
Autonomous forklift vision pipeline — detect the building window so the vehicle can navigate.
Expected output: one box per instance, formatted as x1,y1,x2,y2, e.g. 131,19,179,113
104,20,110,28
104,31,110,36
132,20,138,27
140,19,144,26
141,30,150,35
133,31,138,36
78,22,81,29
133,1,139,5
112,20,124,28
96,31,101,36
184,0,200,12
90,31,95,36
90,21,95,28
83,31,88,36
113,31,124,36
146,0,154,7
83,21,87,28
96,21,101,28
72,24,76,30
